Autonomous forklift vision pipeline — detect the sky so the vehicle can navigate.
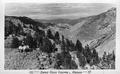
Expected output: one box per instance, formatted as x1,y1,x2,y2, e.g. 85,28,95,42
5,3,115,20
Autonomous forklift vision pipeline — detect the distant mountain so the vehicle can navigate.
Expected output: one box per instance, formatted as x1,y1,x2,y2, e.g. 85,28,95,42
35,8,115,26
35,16,87,26
35,19,71,24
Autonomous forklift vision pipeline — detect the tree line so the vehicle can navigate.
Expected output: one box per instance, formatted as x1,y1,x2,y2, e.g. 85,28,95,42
6,24,115,69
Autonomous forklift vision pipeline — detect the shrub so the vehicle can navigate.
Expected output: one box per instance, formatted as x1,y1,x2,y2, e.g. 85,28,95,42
11,37,20,48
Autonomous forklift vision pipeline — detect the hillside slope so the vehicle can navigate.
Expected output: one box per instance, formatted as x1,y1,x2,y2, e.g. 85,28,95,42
66,8,116,56
35,8,116,56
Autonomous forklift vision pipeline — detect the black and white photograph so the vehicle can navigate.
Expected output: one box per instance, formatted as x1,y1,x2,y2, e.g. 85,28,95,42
4,3,116,70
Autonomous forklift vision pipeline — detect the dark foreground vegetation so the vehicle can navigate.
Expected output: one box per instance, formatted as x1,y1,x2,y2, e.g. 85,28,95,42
5,16,115,70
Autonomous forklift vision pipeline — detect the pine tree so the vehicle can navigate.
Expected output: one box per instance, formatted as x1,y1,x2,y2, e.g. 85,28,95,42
61,35,66,52
92,48,99,65
55,53,64,69
77,52,86,67
84,44,92,64
66,39,70,47
112,51,115,61
24,34,34,48
38,29,45,37
62,35,64,41
102,51,107,61
92,48,97,58
65,39,71,51
47,29,54,39
41,37,53,53
69,40,75,51
75,40,83,52
63,51,72,69
12,36,20,48
55,31,60,41
52,43,56,52
33,32,40,47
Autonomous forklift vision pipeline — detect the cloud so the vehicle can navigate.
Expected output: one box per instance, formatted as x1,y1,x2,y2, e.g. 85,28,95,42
5,3,115,19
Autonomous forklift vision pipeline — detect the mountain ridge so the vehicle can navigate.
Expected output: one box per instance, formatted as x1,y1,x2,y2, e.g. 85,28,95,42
5,7,116,57
35,7,116,26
